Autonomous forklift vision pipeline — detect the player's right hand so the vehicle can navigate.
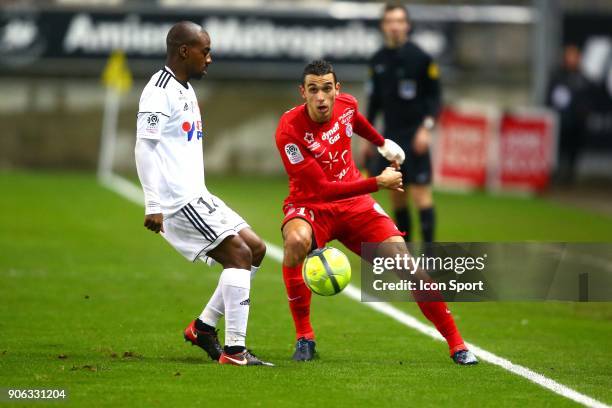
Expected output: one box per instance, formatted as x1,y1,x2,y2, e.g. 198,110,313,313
376,167,404,192
144,213,164,233
377,139,406,165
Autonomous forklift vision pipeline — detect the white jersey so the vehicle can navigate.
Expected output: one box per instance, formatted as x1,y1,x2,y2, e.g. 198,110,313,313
136,66,207,216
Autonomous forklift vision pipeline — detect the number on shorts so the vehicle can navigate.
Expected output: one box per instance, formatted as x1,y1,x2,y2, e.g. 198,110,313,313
295,207,314,222
198,197,218,214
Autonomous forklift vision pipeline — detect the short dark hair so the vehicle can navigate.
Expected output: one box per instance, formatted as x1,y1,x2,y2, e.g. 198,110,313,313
382,2,410,23
302,60,337,84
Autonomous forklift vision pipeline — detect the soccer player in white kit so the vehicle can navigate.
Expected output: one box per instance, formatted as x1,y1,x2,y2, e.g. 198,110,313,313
134,21,273,366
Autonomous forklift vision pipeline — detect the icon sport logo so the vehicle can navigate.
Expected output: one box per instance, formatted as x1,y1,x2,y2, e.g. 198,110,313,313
182,121,203,141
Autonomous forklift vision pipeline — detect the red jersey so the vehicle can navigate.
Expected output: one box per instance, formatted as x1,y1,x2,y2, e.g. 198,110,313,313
275,93,385,206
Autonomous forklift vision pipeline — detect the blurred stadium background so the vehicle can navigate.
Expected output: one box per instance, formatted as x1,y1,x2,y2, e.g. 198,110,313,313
1,0,612,201
1,1,612,406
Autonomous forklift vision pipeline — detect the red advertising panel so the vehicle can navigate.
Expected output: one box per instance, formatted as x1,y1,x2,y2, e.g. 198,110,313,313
496,111,557,192
434,106,494,189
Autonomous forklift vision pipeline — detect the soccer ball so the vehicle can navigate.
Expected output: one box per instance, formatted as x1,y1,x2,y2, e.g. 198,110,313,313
302,247,351,296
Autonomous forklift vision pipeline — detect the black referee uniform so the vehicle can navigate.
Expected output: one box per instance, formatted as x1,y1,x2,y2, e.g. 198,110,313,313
366,40,441,242
366,40,441,183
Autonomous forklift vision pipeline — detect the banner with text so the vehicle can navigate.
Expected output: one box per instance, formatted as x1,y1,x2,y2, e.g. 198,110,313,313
492,110,557,192
434,106,495,189
0,7,453,79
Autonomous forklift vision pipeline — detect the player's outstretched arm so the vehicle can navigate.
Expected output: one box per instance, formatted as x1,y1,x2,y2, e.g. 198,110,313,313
296,159,380,201
134,138,164,233
293,162,403,200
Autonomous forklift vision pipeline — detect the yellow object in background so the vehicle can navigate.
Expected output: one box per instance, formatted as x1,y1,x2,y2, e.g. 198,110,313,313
102,50,133,93
428,62,440,80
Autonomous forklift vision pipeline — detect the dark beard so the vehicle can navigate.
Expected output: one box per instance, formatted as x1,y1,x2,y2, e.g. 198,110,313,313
191,71,205,80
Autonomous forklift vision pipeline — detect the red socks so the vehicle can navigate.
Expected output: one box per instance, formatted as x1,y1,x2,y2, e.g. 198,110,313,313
416,301,466,355
282,264,464,354
282,264,314,340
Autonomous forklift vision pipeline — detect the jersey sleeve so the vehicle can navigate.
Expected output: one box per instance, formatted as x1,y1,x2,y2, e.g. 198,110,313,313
136,86,171,140
340,93,385,146
353,111,385,146
275,119,379,201
421,54,442,119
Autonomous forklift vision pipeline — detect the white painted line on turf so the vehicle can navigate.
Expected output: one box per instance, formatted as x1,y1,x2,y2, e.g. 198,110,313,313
340,286,610,408
99,173,144,206
102,174,610,408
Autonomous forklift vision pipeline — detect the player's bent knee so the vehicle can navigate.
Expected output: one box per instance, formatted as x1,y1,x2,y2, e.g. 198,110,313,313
283,229,311,266
250,238,266,265
233,240,253,269
284,230,311,254
378,235,409,258
210,235,253,270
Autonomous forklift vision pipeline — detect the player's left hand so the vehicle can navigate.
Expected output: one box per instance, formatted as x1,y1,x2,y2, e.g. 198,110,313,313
144,213,164,234
412,127,431,155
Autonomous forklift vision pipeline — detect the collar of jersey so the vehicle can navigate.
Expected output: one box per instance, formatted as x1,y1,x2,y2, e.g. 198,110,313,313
162,66,189,90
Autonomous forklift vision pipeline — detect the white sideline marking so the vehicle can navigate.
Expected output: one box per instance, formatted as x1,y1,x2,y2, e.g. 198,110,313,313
102,174,610,408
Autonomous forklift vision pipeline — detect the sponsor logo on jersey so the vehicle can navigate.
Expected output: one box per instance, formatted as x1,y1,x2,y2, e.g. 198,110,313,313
307,141,321,151
321,122,340,144
340,149,349,164
339,108,354,124
321,151,339,170
335,167,349,180
285,143,304,164
314,148,327,158
182,121,203,141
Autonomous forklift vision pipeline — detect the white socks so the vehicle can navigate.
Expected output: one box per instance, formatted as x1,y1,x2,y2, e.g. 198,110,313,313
219,268,251,347
199,281,224,327
199,265,259,328
250,265,259,280
198,265,260,348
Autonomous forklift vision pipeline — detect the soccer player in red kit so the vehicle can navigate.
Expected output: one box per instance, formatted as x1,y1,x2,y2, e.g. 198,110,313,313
275,60,477,365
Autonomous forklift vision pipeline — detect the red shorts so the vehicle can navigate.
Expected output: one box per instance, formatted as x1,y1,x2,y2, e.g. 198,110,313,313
282,195,402,257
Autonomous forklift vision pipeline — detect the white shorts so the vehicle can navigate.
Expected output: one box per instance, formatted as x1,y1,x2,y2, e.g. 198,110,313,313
162,195,249,263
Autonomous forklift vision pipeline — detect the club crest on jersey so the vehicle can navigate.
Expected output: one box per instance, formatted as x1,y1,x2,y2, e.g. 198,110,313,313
182,121,203,141
284,143,304,164
321,122,340,144
345,123,353,138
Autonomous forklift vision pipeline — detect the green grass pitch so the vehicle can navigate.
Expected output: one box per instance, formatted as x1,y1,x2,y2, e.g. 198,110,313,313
1,171,611,407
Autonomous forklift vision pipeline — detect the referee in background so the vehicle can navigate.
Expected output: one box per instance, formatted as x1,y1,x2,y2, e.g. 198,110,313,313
364,3,441,243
